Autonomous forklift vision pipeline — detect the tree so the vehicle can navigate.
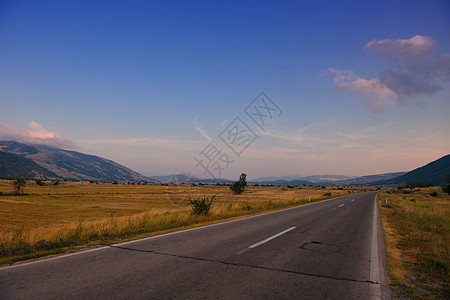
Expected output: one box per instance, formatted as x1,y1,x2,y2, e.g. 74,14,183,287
441,174,450,195
230,173,247,195
13,179,26,195
35,179,45,186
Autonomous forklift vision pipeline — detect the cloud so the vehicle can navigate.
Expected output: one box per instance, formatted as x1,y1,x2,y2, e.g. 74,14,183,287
329,35,450,111
258,121,327,145
328,68,396,111
365,35,436,59
193,114,212,142
79,136,203,151
0,121,75,149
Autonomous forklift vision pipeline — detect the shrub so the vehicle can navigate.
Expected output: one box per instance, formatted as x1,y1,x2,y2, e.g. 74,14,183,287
429,191,438,197
35,179,45,186
323,192,331,197
13,179,26,195
230,173,247,195
441,184,450,195
190,195,215,215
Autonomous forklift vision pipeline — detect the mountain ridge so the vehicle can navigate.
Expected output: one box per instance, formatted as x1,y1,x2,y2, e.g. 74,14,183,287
0,151,59,180
0,141,155,182
373,154,450,186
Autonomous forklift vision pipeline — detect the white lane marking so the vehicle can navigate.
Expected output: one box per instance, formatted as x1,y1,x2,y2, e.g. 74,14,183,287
248,227,296,249
1,192,372,270
332,203,345,211
0,246,110,270
351,199,355,202
370,195,381,299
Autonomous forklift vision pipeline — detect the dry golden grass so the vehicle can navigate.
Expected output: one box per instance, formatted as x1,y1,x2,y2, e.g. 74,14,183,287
0,179,365,264
378,187,449,299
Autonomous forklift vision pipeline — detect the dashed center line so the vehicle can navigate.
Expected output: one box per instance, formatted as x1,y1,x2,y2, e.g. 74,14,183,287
338,204,345,208
248,227,296,249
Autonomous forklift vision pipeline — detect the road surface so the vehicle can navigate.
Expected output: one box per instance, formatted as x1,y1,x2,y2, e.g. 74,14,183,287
0,191,391,299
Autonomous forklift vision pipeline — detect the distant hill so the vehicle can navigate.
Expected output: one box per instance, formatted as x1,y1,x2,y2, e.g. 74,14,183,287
150,174,233,184
374,154,450,186
249,179,314,186
250,173,405,186
252,174,352,183
0,151,59,179
0,141,155,182
302,175,355,183
330,172,406,186
151,174,198,183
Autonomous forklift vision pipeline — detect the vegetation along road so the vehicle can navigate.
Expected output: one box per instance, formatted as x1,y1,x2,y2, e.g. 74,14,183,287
0,191,390,299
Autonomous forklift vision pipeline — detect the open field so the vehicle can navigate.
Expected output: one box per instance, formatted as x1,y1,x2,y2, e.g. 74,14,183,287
378,187,449,299
0,180,365,264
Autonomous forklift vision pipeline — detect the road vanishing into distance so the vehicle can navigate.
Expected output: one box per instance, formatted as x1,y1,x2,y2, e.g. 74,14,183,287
0,192,391,299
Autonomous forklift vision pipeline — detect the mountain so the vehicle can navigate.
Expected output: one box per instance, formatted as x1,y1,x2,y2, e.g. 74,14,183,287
330,172,406,186
302,175,355,183
150,174,233,184
250,179,314,186
374,154,450,186
0,151,59,179
151,174,198,183
0,141,154,182
252,175,305,182
252,175,353,184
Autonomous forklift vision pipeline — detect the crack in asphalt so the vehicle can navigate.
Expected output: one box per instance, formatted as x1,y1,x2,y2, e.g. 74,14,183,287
110,245,380,285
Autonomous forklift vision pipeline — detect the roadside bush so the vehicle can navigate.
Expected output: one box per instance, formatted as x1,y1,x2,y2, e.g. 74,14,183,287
35,179,45,186
429,191,438,197
230,173,247,195
190,195,215,215
441,184,450,195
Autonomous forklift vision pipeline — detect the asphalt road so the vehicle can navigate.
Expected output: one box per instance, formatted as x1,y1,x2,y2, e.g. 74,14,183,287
0,191,391,299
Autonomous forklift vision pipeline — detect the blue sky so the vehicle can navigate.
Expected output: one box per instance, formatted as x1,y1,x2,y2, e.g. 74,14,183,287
1,0,449,179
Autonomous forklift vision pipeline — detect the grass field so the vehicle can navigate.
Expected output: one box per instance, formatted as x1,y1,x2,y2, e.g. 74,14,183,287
378,187,449,299
0,180,364,265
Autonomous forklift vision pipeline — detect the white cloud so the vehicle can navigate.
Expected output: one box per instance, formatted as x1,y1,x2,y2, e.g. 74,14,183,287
192,114,212,142
0,121,75,149
329,35,450,111
328,68,396,111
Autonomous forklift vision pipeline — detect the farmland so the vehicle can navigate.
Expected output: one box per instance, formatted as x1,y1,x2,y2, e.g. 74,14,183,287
0,180,363,264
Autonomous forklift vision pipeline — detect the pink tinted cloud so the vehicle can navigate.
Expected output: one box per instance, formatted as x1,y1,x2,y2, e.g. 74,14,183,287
328,68,396,111
329,35,450,111
0,121,75,149
365,35,436,59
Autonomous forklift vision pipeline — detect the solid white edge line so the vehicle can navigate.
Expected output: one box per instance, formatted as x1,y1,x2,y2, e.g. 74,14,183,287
248,227,296,249
370,195,381,300
1,192,372,270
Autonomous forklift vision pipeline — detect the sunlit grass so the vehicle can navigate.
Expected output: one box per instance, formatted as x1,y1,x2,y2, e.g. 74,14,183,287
378,187,449,299
0,179,365,264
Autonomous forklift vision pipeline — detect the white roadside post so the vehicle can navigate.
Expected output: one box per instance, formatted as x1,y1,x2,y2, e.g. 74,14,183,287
309,194,311,202
385,197,388,206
